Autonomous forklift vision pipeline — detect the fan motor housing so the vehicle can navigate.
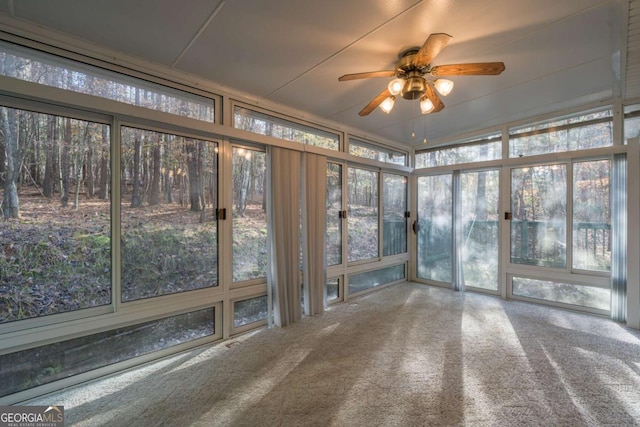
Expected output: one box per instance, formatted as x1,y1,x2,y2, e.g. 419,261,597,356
402,76,426,100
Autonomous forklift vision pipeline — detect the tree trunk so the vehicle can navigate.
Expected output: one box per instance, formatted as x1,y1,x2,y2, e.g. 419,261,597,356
86,136,95,198
59,118,71,207
149,137,161,206
1,106,20,218
43,116,57,198
97,125,109,199
130,131,143,208
186,139,203,212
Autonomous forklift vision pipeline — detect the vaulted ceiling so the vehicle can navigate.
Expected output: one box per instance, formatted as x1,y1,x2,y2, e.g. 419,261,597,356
0,0,625,148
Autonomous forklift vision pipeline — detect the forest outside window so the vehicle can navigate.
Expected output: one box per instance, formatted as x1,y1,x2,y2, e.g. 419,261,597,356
0,41,215,122
0,107,111,323
326,162,342,266
232,146,267,283
382,173,407,256
234,106,339,151
509,108,613,158
415,134,501,168
347,167,379,262
349,138,407,166
120,127,218,302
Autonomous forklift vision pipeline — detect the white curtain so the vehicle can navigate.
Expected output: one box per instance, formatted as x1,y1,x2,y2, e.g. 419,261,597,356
302,153,327,315
611,153,627,322
267,146,302,327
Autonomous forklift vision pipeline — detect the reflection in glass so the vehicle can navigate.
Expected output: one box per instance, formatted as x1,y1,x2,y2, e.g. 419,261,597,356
417,174,452,282
513,277,609,311
348,264,405,294
461,170,500,290
0,308,214,397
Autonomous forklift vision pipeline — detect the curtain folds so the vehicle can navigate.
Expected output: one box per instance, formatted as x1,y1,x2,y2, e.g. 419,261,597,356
302,153,327,316
267,146,302,327
611,153,627,322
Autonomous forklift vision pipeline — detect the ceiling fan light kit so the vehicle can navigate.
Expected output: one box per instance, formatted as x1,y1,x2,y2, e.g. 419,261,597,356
379,96,396,113
338,33,505,117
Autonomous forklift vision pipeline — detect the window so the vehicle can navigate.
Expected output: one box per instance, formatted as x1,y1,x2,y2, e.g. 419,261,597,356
348,264,405,294
326,277,341,303
347,167,379,262
0,308,215,397
232,146,267,282
0,107,111,323
120,128,218,302
416,174,452,282
349,138,406,165
234,106,339,150
461,170,500,290
415,134,501,168
624,104,640,144
512,277,609,311
510,164,567,268
326,162,343,266
572,160,610,271
234,295,268,328
509,108,613,157
0,41,214,122
382,173,407,256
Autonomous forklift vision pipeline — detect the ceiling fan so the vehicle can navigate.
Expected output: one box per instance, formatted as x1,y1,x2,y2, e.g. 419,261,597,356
338,33,505,116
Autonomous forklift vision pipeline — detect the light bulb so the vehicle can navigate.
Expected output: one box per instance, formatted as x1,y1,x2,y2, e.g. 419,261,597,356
433,78,454,96
379,96,395,113
420,97,434,114
387,78,405,96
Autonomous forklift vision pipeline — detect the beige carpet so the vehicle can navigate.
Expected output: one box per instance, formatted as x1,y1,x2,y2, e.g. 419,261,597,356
29,282,640,426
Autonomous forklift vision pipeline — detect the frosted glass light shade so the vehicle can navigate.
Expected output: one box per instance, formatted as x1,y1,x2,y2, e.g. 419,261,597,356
379,96,396,113
420,97,434,114
433,78,454,96
387,78,405,96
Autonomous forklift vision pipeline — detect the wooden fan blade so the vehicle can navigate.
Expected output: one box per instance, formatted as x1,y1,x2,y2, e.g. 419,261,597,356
430,62,505,76
424,84,445,113
338,70,396,81
413,33,452,68
359,88,392,116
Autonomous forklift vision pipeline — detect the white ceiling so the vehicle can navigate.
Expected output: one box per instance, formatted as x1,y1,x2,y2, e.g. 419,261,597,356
0,0,624,148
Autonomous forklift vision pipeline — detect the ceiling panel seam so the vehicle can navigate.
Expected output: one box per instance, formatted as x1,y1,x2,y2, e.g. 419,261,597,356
264,0,422,98
172,0,227,68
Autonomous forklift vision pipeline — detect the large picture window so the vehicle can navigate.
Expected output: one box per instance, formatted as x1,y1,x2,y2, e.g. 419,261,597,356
1,107,111,323
120,128,218,302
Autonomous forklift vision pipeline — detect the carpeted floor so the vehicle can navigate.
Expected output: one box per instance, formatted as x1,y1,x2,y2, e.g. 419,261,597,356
29,282,640,426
